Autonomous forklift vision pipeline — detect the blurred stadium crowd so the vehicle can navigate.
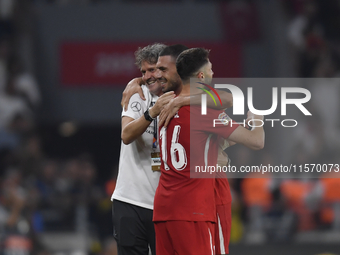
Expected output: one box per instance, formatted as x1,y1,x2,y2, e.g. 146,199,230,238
0,1,116,254
0,0,340,254
229,0,340,244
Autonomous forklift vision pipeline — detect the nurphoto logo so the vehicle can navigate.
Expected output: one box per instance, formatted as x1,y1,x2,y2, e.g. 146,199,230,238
200,83,312,128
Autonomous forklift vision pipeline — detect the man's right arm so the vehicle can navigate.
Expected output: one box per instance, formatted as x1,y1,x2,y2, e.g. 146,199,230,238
121,116,154,145
121,91,175,144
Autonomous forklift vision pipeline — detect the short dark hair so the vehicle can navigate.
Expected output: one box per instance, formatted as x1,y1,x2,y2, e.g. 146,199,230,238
159,44,189,59
134,43,166,68
176,48,210,81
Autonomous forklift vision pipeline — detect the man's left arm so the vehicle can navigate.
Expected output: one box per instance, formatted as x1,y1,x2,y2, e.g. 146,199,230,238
121,77,145,111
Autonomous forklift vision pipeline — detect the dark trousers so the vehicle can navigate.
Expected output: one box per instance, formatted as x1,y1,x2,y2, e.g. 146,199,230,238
112,200,156,255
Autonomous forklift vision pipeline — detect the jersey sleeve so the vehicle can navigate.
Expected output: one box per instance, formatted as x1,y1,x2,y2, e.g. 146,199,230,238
191,107,239,139
122,92,148,120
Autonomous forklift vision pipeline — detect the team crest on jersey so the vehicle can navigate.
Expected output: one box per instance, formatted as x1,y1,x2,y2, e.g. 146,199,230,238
174,112,179,118
218,112,231,125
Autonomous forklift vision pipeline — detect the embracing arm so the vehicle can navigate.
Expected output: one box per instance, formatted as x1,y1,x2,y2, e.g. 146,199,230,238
227,112,265,150
159,90,233,127
121,91,175,144
121,116,153,145
190,90,233,109
121,77,145,111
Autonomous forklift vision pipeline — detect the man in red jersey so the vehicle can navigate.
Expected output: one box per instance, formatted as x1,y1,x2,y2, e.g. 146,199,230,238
153,47,265,255
152,44,235,255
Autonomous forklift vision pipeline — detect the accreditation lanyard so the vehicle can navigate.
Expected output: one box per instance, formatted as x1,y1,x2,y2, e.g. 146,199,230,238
150,101,161,171
150,101,158,150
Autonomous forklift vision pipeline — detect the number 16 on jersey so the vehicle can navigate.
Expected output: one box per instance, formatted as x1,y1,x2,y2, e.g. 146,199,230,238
160,126,188,171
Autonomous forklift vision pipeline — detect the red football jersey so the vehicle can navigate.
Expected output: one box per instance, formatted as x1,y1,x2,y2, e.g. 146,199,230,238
153,106,238,222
